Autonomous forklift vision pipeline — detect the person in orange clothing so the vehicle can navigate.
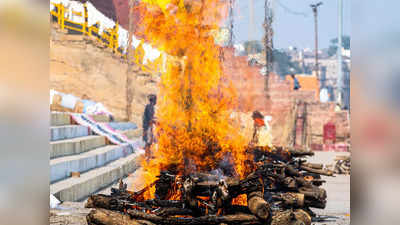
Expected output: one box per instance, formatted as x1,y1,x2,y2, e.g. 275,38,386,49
250,111,272,147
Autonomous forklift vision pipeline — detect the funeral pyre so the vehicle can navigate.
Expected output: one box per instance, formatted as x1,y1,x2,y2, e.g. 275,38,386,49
86,147,334,225
85,1,334,224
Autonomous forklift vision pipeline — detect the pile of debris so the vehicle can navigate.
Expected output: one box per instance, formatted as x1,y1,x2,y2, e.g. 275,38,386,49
85,147,333,225
327,155,351,175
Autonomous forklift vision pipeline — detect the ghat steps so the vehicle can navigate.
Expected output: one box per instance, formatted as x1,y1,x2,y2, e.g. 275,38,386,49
50,112,143,202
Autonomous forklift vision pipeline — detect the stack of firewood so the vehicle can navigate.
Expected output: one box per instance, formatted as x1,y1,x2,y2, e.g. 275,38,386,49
85,147,333,225
332,155,351,175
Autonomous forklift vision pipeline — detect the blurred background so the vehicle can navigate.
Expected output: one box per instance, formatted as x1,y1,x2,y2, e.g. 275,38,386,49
0,1,49,225
352,1,400,225
0,0,400,225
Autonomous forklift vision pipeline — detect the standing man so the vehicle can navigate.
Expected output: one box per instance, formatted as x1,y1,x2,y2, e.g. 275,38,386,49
291,74,301,90
250,111,272,147
143,94,157,160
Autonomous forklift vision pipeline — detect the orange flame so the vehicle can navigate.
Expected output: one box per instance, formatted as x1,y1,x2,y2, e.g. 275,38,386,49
137,0,251,201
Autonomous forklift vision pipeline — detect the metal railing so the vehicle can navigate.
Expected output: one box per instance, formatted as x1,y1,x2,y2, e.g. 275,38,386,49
50,2,162,73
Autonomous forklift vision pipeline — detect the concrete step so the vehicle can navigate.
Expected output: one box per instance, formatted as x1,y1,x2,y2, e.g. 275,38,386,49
50,135,106,159
51,112,71,126
50,145,134,183
91,114,111,123
121,128,142,140
105,122,137,131
50,125,90,141
51,112,111,126
50,150,143,202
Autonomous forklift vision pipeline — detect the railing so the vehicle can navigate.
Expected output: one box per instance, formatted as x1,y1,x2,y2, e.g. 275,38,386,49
50,2,162,73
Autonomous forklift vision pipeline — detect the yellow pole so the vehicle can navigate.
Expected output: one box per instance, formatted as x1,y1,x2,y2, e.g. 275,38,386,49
114,23,119,52
57,4,61,26
83,3,88,35
109,29,113,49
60,4,65,30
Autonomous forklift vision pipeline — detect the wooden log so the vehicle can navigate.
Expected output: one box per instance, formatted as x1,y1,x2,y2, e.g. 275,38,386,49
128,209,262,225
302,163,323,170
146,199,184,208
300,166,334,176
87,208,155,225
277,193,304,208
86,194,185,211
288,150,314,158
86,194,120,210
246,191,270,221
270,209,311,225
155,207,193,217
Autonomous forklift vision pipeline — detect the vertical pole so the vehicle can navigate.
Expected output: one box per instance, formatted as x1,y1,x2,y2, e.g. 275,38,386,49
83,3,88,35
228,0,234,47
115,23,119,53
310,2,322,81
264,0,273,92
60,4,65,30
337,0,343,107
57,4,61,26
314,9,318,80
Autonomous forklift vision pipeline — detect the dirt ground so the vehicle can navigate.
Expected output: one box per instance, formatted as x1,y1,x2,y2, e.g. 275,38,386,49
49,151,350,225
50,26,159,125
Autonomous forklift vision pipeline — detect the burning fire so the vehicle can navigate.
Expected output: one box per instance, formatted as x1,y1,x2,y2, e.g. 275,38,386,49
136,0,251,204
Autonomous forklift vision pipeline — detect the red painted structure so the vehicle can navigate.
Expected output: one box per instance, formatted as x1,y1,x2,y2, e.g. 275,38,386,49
323,122,336,144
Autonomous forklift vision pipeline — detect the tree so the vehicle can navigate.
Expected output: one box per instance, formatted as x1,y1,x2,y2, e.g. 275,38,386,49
327,35,350,57
272,50,302,77
243,40,263,55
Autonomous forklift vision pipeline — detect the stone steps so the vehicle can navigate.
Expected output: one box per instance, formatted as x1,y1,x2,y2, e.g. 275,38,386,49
50,150,143,202
121,128,142,140
49,111,142,202
50,135,106,159
50,144,134,183
51,112,111,126
50,125,90,141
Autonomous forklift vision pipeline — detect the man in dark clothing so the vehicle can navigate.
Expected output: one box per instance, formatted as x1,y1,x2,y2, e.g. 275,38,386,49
143,94,157,159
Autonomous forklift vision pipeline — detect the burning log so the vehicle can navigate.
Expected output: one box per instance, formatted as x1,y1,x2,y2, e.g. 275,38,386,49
154,207,193,217
86,143,332,225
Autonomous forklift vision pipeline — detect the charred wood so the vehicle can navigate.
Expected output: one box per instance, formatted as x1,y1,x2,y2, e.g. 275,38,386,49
127,209,262,225
87,208,155,225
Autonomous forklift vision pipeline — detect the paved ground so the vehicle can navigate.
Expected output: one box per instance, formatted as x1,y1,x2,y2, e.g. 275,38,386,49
49,151,350,225
308,152,351,225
